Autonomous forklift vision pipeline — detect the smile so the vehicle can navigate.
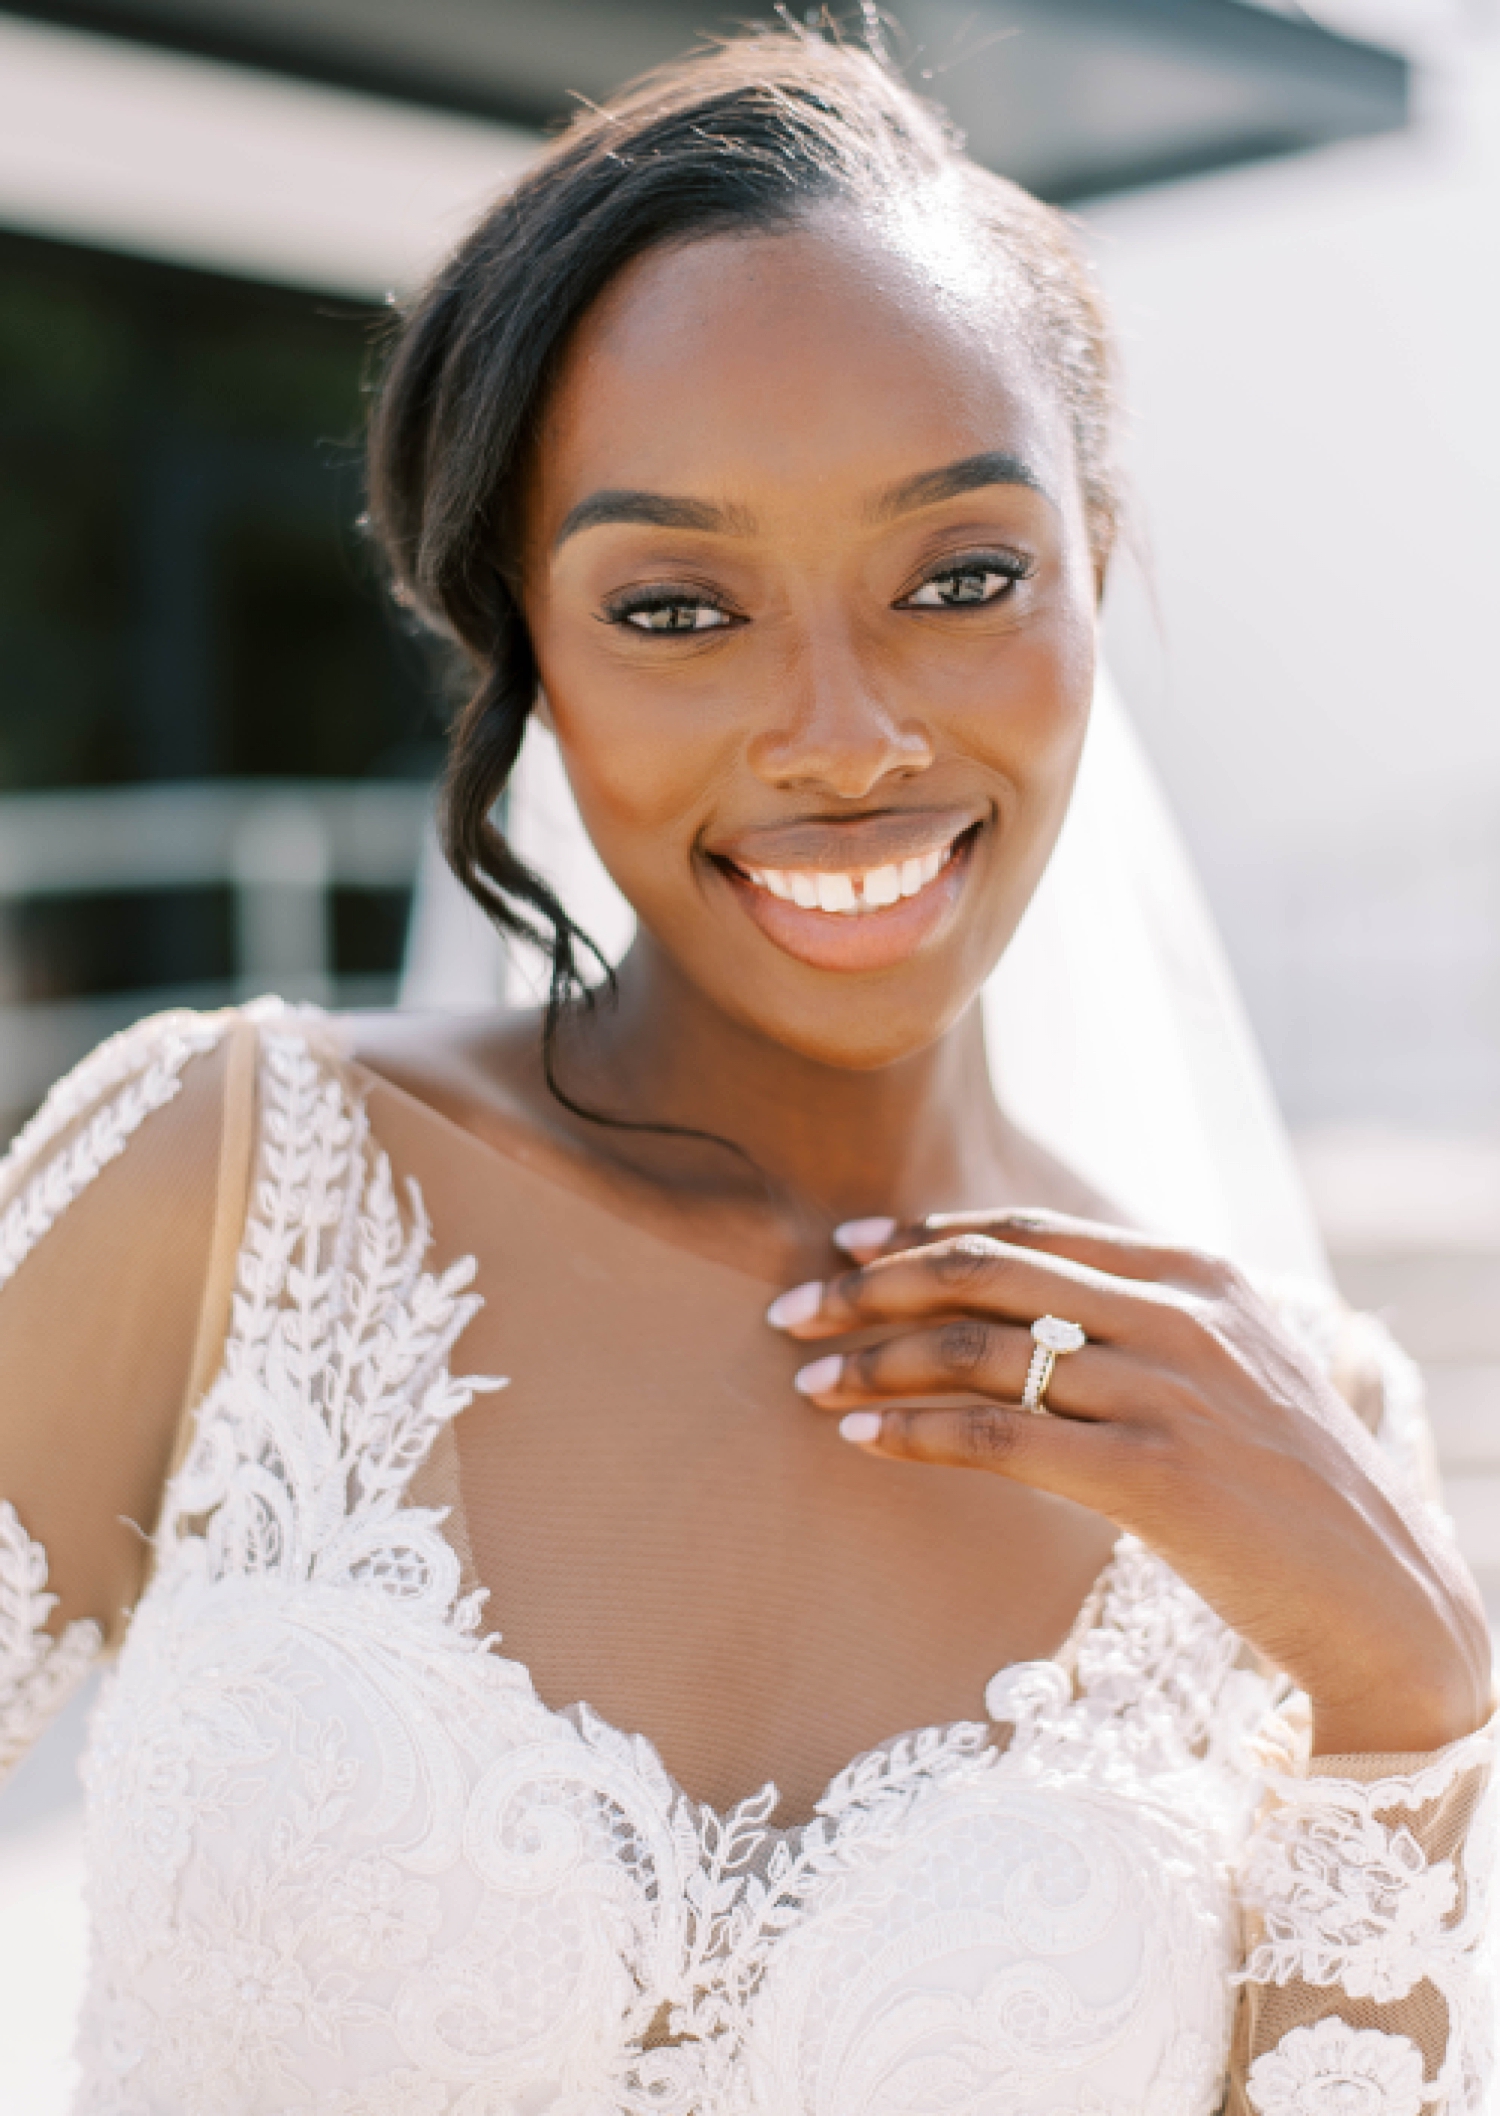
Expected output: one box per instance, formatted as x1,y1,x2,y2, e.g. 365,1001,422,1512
737,844,954,916
713,822,977,974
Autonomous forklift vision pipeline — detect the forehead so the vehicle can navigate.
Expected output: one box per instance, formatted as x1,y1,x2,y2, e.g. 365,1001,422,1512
532,215,1070,524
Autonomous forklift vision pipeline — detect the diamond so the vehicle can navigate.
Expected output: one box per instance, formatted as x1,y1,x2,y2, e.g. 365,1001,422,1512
1031,1315,1086,1354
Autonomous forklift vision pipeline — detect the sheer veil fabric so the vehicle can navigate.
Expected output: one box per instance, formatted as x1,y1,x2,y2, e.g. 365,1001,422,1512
399,672,1330,1281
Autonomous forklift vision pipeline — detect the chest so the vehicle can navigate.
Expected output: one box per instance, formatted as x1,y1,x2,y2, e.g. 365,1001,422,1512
416,1128,1116,1819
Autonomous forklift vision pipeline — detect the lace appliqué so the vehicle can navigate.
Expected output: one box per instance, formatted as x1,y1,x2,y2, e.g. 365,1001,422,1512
158,1015,505,1625
1240,1733,1495,2000
1237,1723,1497,2112
79,1013,514,2110
1246,2017,1428,2116
987,1535,1273,1814
0,1008,223,1294
0,1499,100,1782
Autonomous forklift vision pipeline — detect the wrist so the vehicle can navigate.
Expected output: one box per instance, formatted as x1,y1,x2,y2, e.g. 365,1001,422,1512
1310,1684,1490,1760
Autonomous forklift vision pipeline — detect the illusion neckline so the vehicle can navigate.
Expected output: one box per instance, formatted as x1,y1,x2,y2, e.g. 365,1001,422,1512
343,1047,810,1297
455,1530,1131,1840
311,1014,1134,1834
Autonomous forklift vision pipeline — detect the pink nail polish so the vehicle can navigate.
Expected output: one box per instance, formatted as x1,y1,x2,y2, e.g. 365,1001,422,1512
794,1354,844,1397
766,1281,823,1329
833,1216,896,1255
840,1412,883,1444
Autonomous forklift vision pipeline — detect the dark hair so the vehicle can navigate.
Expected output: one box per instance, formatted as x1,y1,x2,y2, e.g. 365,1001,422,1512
367,23,1117,1099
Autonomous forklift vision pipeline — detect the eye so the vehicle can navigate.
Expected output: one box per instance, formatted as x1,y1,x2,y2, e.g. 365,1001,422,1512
604,591,736,634
900,556,1027,611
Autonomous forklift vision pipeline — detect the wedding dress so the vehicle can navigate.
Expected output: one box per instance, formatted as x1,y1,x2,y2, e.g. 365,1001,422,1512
0,994,1491,2116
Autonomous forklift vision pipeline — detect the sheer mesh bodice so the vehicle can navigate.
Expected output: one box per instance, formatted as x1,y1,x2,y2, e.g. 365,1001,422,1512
0,1003,1492,2115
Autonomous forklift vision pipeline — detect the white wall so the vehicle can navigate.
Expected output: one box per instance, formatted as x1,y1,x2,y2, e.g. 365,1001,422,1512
1083,30,1500,1126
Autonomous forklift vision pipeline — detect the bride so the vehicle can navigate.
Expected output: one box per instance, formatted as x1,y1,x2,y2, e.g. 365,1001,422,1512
0,29,1491,2116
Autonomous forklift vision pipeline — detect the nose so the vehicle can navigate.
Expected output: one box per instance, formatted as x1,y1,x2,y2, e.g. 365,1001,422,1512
747,621,934,801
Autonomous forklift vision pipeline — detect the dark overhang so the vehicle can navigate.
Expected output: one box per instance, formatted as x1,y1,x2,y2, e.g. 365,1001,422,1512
4,0,1409,201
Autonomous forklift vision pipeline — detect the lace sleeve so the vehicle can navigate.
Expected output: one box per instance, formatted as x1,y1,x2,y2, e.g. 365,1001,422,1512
1226,1308,1496,2116
0,1007,232,1788
0,1498,101,1782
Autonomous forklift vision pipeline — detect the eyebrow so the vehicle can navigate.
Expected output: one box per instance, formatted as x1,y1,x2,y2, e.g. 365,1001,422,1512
871,450,1048,519
552,449,1048,551
554,489,751,548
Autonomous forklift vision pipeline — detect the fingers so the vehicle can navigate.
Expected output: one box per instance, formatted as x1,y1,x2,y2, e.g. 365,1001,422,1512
792,1320,1136,1422
833,1206,1227,1293
835,1396,1126,1503
770,1231,1188,1351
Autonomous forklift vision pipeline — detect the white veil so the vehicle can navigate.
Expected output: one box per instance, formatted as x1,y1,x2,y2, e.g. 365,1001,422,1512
399,670,1329,1284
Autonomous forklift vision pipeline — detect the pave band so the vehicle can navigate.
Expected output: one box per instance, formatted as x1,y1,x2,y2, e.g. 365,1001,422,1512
1021,1314,1087,1414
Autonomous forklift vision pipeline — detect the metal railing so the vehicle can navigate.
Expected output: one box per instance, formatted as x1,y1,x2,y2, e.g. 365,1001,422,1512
0,778,432,1119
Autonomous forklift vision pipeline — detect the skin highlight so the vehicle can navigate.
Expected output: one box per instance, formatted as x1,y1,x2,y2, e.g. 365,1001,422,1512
355,212,1490,1767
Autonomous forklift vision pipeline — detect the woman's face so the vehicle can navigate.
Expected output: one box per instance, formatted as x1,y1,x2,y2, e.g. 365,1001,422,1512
520,213,1100,1070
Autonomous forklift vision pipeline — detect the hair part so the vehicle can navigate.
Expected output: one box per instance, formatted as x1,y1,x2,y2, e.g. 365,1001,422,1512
367,23,1118,1104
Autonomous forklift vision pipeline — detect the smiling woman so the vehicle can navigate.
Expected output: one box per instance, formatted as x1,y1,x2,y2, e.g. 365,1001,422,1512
0,23,1493,2116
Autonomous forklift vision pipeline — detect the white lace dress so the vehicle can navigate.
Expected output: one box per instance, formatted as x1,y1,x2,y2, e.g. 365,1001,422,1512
0,1005,1493,2116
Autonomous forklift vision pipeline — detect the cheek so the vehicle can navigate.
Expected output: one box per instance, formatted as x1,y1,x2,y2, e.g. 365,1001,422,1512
937,602,1095,807
541,674,726,901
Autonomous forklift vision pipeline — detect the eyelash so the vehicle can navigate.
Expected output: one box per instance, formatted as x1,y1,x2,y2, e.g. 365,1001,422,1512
601,584,738,634
600,548,1033,635
897,549,1033,611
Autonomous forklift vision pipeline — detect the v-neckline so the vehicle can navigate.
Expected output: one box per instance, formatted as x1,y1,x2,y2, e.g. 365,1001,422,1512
455,1522,1130,1842
311,1015,1134,1835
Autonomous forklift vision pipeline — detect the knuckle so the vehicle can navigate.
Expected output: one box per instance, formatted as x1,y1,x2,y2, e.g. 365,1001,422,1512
1121,1419,1191,1503
831,1267,869,1317
937,1318,996,1377
844,1344,881,1392
961,1405,1021,1466
1174,1245,1242,1300
882,1406,923,1459
931,1233,1006,1293
1152,1290,1212,1353
995,1208,1058,1237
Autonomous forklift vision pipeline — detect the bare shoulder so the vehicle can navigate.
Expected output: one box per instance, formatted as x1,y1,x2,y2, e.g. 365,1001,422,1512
0,1017,236,1639
339,1004,574,1162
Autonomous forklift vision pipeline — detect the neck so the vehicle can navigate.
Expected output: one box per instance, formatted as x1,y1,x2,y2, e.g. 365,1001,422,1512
551,935,1019,1233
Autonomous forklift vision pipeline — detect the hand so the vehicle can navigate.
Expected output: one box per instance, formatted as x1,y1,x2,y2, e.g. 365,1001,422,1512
769,1210,1492,1756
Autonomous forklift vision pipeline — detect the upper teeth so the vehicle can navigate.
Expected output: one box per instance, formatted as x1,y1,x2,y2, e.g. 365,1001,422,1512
743,845,952,915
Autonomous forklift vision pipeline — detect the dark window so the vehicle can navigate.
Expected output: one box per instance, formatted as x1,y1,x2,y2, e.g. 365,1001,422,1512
0,228,447,1124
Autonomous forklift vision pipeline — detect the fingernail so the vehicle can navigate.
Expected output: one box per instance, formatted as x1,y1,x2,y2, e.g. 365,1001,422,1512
794,1354,844,1397
833,1216,896,1254
839,1411,883,1445
766,1280,824,1329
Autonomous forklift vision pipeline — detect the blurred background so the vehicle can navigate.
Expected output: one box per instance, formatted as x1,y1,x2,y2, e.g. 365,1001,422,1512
0,1,1496,2105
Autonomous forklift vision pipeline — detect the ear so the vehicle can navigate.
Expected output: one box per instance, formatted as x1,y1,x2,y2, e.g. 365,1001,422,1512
533,688,556,735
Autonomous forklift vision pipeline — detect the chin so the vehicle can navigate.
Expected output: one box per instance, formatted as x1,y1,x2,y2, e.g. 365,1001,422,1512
723,979,983,1074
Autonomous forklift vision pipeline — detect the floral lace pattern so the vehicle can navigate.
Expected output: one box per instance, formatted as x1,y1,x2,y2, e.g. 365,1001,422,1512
0,1499,100,1782
1238,1731,1497,2113
0,1006,1487,2114
1246,2018,1428,2116
0,1008,223,1295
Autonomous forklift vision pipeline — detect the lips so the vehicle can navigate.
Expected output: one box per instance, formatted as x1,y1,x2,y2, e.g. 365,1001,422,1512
709,818,979,973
